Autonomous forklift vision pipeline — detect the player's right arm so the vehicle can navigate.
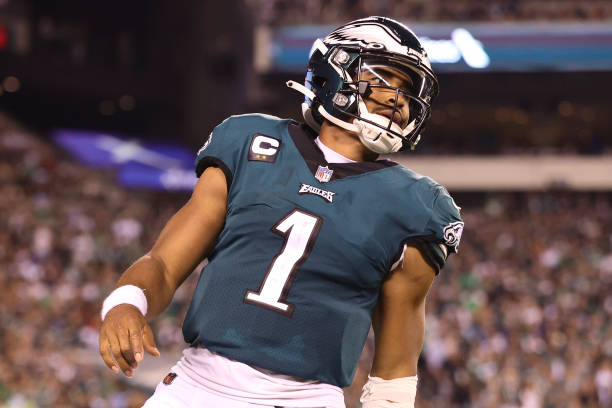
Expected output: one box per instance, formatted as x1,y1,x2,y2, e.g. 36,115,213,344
98,166,228,377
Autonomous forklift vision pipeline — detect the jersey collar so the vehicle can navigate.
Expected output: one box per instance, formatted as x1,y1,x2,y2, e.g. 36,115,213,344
288,122,398,182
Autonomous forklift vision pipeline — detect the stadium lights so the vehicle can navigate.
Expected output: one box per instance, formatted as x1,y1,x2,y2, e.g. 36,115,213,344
421,28,490,69
118,95,135,111
268,22,612,73
2,76,21,92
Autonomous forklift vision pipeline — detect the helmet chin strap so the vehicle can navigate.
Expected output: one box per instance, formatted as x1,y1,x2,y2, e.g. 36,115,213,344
287,80,360,134
352,100,404,154
286,80,413,154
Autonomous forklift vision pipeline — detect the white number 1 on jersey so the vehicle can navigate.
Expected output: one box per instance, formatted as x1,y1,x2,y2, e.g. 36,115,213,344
244,209,322,317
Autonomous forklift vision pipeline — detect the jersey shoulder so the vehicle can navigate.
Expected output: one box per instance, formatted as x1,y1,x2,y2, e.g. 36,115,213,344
199,113,290,150
427,182,463,252
392,164,437,188
418,173,464,252
388,164,445,209
390,165,464,270
195,113,292,178
397,166,463,251
215,113,291,137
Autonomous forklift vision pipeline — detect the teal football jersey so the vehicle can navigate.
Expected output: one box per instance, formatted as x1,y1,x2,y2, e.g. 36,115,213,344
182,114,463,387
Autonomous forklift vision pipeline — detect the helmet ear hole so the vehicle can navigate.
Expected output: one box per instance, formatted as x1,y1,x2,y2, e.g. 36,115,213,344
312,76,327,88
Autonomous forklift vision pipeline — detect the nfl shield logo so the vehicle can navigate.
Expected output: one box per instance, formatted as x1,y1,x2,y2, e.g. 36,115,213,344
315,165,333,183
162,372,177,385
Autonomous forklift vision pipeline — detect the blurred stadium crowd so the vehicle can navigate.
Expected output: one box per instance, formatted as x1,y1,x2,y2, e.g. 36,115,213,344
422,103,609,156
1,106,611,408
248,0,612,24
0,114,188,407
419,192,612,407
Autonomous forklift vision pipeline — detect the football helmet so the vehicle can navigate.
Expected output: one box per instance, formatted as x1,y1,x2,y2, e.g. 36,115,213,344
287,16,438,153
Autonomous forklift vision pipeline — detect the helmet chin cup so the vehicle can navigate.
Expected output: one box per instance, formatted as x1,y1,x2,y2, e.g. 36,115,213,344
352,113,403,154
313,101,404,155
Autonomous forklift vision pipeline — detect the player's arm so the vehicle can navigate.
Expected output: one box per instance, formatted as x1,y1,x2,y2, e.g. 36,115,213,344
363,246,436,407
99,166,227,377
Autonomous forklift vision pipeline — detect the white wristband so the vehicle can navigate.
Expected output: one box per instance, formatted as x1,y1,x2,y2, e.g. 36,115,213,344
101,285,148,321
360,375,418,408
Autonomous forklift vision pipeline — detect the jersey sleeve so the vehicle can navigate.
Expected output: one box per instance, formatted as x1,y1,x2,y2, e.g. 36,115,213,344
194,117,240,187
405,186,464,273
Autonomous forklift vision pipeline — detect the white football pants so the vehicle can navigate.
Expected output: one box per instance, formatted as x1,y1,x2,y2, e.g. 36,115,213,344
142,372,280,408
142,371,332,408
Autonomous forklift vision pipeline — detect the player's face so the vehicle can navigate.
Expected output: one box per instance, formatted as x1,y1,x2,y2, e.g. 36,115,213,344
359,65,413,129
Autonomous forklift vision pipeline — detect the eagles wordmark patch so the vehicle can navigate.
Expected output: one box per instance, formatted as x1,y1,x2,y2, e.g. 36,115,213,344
298,183,336,203
248,134,281,163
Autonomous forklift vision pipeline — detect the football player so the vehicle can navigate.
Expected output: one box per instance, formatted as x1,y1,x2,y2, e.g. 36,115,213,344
99,16,463,408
